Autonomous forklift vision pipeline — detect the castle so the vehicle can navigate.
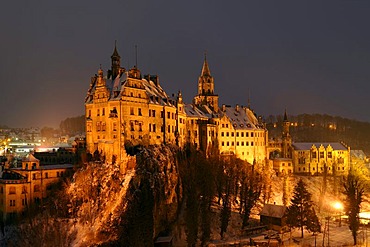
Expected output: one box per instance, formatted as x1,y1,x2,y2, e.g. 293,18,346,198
85,45,351,175
85,45,268,165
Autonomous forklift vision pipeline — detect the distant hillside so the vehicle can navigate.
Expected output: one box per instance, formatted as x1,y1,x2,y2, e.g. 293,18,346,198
266,113,370,154
58,113,370,154
59,115,85,136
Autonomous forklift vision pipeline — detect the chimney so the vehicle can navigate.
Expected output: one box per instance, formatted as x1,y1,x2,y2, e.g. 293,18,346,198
235,104,239,112
150,75,159,86
222,104,226,112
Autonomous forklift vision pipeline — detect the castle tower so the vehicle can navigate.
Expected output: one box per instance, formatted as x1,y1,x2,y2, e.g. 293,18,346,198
281,109,292,158
111,41,121,79
193,53,219,112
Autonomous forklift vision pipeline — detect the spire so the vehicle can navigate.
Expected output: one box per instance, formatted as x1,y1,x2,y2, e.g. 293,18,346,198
284,109,288,122
111,40,120,58
201,52,211,76
98,64,103,77
111,41,122,79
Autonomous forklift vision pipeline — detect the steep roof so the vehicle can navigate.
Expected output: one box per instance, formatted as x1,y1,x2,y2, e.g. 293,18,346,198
201,54,211,77
260,204,286,218
86,71,175,107
0,170,26,182
111,42,120,58
284,109,288,122
222,106,264,130
292,142,347,151
185,104,210,118
22,153,39,162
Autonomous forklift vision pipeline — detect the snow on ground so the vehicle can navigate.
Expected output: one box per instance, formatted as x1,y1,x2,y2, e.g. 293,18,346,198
68,163,135,246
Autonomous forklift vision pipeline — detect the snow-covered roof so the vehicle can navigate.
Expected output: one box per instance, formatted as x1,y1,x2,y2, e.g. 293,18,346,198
222,106,264,130
292,143,347,151
86,71,176,107
351,150,367,159
185,104,209,119
260,204,286,218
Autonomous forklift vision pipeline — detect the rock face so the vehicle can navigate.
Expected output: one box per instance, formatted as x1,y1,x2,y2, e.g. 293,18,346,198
135,145,182,238
68,144,182,246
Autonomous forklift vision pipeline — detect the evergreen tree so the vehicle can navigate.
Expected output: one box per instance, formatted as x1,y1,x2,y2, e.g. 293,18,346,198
286,179,321,238
342,172,365,245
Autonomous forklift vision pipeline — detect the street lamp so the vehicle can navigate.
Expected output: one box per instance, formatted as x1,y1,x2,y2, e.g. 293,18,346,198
333,201,343,227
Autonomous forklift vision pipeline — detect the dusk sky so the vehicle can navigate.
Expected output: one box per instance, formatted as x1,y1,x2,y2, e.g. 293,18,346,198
1,1,370,128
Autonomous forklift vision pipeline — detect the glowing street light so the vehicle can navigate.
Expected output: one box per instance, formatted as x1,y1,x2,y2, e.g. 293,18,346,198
333,201,344,227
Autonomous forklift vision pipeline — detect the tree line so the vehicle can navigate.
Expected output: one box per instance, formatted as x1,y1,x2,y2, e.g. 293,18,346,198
267,113,370,154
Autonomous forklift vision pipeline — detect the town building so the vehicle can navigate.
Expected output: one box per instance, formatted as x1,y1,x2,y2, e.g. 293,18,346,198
0,154,73,222
260,203,287,232
85,45,269,165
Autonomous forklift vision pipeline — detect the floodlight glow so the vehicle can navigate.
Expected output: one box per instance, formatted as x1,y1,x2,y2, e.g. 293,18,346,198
333,201,343,211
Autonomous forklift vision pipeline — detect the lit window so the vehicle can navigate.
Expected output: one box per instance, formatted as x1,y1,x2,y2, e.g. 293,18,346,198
320,152,324,158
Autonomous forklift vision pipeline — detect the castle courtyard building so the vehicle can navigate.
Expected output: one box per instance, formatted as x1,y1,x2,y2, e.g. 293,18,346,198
291,142,350,175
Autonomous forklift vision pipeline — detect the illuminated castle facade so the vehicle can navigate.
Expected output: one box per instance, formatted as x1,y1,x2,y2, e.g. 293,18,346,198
85,45,268,164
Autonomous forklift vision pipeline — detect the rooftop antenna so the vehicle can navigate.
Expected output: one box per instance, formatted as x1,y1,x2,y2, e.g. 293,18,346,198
135,44,138,68
127,48,130,69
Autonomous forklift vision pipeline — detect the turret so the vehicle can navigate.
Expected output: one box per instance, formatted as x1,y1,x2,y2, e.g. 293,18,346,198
193,53,219,112
281,109,292,158
111,41,121,79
